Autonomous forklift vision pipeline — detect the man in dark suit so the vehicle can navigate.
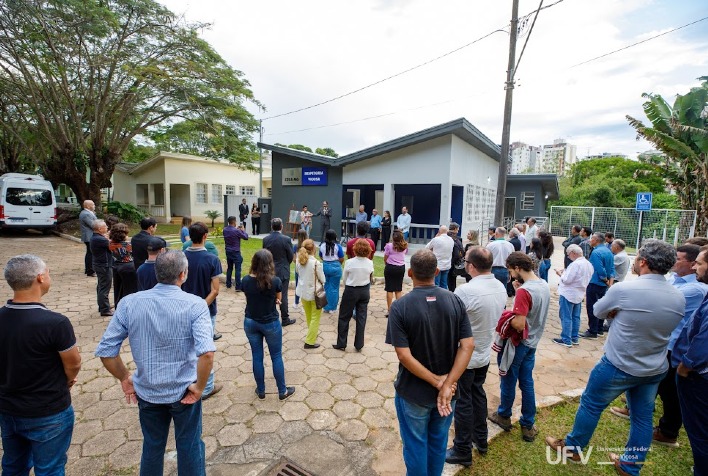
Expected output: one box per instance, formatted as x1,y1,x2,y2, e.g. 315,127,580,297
313,200,332,242
131,217,157,270
262,218,296,326
238,198,249,227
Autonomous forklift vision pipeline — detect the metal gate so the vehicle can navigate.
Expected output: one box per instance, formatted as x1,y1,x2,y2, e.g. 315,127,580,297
549,206,697,250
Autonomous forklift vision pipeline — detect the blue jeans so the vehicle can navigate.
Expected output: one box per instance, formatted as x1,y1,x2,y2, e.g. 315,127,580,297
491,267,509,288
434,269,449,290
294,272,300,305
301,223,311,237
403,231,409,241
395,394,454,476
559,295,582,344
0,406,74,476
565,356,665,476
676,373,708,476
497,343,537,428
136,397,205,476
323,260,343,311
539,259,551,282
244,318,287,395
225,250,243,289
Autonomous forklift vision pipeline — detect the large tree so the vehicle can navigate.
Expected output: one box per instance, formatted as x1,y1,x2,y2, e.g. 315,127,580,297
627,77,708,234
0,0,261,206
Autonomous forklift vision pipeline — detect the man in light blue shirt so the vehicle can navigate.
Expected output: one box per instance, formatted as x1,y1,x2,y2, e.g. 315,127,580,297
369,209,382,251
96,250,216,476
396,207,412,241
581,232,615,339
355,205,367,224
546,239,685,475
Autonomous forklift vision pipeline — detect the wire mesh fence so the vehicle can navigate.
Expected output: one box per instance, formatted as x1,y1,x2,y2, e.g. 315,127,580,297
549,206,697,252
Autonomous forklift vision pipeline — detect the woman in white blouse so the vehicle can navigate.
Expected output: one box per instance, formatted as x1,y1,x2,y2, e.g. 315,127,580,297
295,239,326,349
332,239,374,351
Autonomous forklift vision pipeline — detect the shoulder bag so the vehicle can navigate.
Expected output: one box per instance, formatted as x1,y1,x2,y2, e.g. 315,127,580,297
314,261,328,309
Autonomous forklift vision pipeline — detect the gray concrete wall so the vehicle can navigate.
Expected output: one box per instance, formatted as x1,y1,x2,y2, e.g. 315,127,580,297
506,181,548,219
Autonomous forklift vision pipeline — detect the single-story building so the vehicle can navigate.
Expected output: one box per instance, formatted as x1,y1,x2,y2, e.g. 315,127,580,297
259,117,557,242
112,151,272,223
504,174,560,224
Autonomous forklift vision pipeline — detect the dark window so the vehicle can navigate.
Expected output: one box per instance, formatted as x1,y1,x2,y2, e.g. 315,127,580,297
5,188,53,206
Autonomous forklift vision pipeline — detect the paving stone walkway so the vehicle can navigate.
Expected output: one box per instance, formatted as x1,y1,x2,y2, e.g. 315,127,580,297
0,234,610,475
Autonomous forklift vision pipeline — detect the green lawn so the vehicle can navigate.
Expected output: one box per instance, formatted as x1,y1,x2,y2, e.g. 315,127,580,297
138,224,385,278
456,397,693,475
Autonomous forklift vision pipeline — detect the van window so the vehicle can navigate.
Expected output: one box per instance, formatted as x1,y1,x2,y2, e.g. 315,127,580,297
5,188,53,206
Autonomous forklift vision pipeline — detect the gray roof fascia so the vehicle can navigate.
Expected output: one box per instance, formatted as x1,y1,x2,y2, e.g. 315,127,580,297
336,117,502,166
508,174,560,199
257,143,338,166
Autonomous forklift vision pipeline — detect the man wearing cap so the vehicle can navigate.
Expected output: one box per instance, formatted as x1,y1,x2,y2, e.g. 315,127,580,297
136,237,167,291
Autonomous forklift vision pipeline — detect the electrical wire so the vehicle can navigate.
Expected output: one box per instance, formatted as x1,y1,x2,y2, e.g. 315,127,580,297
260,0,570,121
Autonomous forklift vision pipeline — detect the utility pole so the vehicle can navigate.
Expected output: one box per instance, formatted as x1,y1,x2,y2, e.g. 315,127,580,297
258,119,263,198
494,0,519,227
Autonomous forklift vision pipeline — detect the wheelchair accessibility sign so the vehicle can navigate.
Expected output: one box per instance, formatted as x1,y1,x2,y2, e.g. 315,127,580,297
636,192,653,211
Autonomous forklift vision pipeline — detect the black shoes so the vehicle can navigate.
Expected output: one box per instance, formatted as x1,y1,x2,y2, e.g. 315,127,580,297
213,333,222,341
100,310,114,317
332,344,346,351
282,318,297,327
445,448,472,467
304,343,320,349
279,387,296,400
580,330,598,339
255,388,265,400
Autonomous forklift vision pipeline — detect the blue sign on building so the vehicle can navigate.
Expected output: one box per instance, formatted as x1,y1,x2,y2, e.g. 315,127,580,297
302,167,328,186
636,192,653,211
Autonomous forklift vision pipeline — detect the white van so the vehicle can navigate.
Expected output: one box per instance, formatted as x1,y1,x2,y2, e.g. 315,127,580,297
0,173,57,231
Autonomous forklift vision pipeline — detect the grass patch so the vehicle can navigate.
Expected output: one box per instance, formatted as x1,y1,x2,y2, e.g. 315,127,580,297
456,397,693,475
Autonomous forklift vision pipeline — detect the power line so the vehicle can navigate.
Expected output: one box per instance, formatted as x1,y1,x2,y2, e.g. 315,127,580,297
260,0,570,121
570,15,708,68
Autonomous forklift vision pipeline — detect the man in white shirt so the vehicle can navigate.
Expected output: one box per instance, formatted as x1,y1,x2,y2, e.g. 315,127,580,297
486,227,515,288
446,246,507,466
553,244,594,347
425,225,454,289
396,207,412,241
524,218,538,252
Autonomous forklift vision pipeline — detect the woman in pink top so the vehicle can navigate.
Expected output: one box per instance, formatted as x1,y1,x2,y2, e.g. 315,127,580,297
383,231,408,316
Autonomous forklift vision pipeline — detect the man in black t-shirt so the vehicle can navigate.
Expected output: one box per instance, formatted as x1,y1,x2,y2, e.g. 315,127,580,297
386,249,474,476
0,254,81,474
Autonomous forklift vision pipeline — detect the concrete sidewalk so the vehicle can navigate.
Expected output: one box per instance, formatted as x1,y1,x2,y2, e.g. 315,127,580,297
0,234,608,475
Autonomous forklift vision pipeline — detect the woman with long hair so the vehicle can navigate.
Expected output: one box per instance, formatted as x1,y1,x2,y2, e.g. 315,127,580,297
333,239,374,351
292,229,308,308
380,210,392,251
108,222,138,305
180,216,192,243
319,229,344,314
242,250,295,400
538,230,554,282
251,203,261,235
461,229,480,282
383,231,408,316
296,239,326,349
527,237,543,277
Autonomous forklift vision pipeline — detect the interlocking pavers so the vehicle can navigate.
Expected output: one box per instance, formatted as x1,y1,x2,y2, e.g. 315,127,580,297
0,234,610,475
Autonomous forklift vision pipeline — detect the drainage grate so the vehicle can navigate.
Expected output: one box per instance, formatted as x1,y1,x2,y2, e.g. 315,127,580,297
267,457,316,476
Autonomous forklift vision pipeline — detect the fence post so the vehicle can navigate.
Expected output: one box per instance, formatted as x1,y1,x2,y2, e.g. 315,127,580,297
636,210,643,250
691,212,697,238
674,227,680,247
590,208,595,230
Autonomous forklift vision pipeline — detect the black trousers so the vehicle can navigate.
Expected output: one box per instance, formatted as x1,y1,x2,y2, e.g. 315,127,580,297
657,351,682,438
94,264,112,313
381,227,391,251
84,242,93,275
586,283,608,334
113,262,138,306
252,217,261,235
280,277,290,320
452,364,490,455
448,268,461,292
336,284,370,349
370,228,380,251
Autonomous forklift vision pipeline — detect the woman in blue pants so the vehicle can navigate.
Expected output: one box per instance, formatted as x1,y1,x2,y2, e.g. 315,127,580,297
319,229,344,314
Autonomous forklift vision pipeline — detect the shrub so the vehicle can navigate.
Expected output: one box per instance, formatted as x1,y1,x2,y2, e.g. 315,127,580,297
106,201,146,223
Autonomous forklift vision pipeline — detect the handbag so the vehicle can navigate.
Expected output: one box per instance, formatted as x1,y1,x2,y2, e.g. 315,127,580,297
314,261,328,309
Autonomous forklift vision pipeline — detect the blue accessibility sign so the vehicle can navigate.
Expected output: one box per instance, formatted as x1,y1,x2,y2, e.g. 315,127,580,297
636,192,653,211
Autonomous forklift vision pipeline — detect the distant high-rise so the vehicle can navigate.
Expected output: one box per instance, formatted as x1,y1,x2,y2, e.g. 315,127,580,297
510,142,543,174
542,139,577,176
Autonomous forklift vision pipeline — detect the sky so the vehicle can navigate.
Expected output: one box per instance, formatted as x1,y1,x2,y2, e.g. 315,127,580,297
157,0,708,159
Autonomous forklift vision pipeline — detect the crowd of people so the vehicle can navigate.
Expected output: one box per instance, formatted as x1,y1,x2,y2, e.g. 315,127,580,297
2,200,708,476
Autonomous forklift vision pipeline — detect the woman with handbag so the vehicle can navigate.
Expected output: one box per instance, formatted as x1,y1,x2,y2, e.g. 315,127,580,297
241,250,295,400
333,239,374,352
319,229,344,314
296,239,326,349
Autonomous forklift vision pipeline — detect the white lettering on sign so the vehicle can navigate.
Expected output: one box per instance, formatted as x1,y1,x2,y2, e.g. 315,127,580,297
303,170,324,176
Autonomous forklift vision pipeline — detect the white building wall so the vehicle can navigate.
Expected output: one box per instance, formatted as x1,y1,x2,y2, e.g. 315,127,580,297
450,135,500,234
343,136,452,218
